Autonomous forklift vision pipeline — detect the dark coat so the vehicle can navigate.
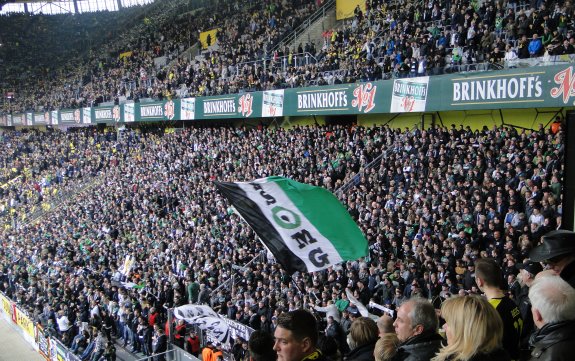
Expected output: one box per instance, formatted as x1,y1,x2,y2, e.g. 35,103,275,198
560,260,575,290
344,340,377,361
528,321,575,361
392,331,443,361
466,348,510,361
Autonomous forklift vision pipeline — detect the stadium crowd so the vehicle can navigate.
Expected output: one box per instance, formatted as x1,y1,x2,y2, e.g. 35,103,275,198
0,120,568,360
4,0,575,114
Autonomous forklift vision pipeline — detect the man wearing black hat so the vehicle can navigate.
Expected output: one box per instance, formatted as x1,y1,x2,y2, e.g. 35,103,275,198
529,230,575,289
516,260,543,358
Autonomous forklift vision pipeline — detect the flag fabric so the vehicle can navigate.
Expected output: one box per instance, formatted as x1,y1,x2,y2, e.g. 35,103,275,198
174,305,254,347
214,176,368,274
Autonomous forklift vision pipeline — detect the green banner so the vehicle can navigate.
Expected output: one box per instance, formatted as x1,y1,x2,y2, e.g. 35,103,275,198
426,65,575,110
5,64,575,126
93,105,121,123
59,108,82,124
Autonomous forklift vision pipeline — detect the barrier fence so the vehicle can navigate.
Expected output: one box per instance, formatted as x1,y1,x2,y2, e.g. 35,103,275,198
3,61,575,128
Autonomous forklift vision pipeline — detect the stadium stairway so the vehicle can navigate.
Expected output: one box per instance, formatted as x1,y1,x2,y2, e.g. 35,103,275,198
272,0,336,55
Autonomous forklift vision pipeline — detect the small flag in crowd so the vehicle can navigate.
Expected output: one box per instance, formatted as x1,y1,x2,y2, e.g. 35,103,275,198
214,176,368,274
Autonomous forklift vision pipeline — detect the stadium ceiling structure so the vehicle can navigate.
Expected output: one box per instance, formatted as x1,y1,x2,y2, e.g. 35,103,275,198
0,0,155,15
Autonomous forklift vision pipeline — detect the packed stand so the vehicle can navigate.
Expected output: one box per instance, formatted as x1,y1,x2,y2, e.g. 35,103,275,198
0,121,566,360
0,129,128,230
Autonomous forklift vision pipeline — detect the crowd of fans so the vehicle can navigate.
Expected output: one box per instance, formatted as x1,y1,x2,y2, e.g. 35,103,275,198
4,0,575,114
0,120,566,360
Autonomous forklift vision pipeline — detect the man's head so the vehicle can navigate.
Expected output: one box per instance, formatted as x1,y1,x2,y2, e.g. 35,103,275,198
274,310,318,361
393,299,438,342
249,330,276,361
474,258,503,291
529,275,575,329
517,261,543,287
349,317,379,349
529,230,575,275
377,314,394,337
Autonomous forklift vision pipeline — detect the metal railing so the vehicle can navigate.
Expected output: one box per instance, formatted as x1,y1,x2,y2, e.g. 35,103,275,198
270,0,335,54
235,52,318,77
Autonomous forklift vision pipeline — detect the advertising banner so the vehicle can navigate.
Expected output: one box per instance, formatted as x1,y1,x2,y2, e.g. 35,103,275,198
82,107,92,124
37,325,50,360
180,98,196,120
0,292,14,322
262,90,284,117
124,103,135,123
5,64,575,125
138,100,177,122
14,306,36,342
51,111,59,125
59,109,81,124
197,93,261,119
93,105,121,123
390,77,430,113
34,112,46,125
12,114,23,125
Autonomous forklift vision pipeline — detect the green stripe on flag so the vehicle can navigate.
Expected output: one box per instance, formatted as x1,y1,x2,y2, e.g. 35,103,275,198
268,177,368,261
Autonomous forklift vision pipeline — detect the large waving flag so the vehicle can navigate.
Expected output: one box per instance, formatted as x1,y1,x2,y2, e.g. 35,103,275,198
214,176,368,274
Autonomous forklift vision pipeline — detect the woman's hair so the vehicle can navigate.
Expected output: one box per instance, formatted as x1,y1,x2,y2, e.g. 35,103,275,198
432,295,503,361
374,333,400,361
349,317,379,349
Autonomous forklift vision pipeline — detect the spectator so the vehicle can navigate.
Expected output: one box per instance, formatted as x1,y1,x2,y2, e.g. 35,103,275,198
431,295,510,361
273,309,329,361
374,333,400,361
529,230,575,288
474,258,522,361
392,298,443,361
248,330,277,361
515,260,543,357
528,275,575,361
345,317,379,360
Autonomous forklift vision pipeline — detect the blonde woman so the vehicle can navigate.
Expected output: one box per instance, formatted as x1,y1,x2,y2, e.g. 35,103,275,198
374,333,399,361
432,295,510,361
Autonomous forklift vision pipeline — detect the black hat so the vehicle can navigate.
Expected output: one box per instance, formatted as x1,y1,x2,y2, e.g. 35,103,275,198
529,230,575,262
516,261,543,276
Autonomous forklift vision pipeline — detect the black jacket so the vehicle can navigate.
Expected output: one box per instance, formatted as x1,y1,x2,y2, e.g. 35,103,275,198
393,331,444,361
528,321,575,361
344,340,377,361
560,260,575,289
467,348,510,361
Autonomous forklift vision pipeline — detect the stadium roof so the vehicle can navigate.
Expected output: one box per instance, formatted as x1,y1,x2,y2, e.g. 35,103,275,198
0,0,155,14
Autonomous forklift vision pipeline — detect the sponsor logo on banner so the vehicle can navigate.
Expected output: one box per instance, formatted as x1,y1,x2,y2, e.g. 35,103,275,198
15,306,35,340
181,98,196,120
44,112,51,124
140,104,165,119
239,94,254,117
112,105,121,122
94,108,113,122
0,115,6,126
297,89,348,111
352,83,377,113
83,107,92,124
124,103,135,122
164,100,175,120
51,110,59,125
550,66,575,105
35,113,45,124
12,114,22,125
37,324,50,359
262,90,284,117
203,97,236,116
26,113,33,126
60,111,76,123
391,77,429,112
451,73,543,105
74,109,81,123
